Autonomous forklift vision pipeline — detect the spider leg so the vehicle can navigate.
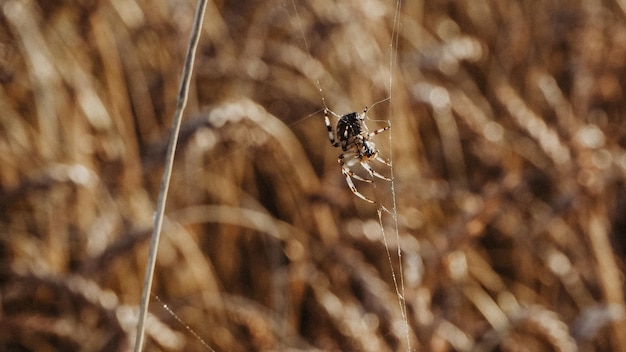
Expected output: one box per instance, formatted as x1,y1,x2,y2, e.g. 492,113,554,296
349,171,373,183
339,154,373,183
360,106,369,120
325,107,344,119
360,161,391,181
368,126,390,138
341,165,376,203
374,155,391,166
324,108,339,147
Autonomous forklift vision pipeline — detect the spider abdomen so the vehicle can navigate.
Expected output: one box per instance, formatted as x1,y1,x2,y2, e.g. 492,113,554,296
337,112,362,142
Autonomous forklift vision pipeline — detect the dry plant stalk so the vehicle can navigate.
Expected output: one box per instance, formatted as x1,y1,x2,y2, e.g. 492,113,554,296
134,0,209,351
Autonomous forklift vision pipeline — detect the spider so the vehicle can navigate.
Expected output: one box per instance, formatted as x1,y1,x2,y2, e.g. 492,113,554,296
324,106,391,203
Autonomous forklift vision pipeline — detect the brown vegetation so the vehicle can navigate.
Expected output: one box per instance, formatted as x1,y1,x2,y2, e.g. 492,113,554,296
1,0,626,351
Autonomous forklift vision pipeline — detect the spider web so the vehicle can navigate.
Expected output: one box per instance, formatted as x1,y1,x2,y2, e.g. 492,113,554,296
291,0,411,349
148,1,409,350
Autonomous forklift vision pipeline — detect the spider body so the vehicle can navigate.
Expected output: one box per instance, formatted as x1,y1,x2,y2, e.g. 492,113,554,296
325,107,390,203
335,112,362,149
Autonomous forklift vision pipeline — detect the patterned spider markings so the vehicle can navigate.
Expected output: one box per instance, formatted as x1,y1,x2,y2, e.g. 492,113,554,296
324,107,391,204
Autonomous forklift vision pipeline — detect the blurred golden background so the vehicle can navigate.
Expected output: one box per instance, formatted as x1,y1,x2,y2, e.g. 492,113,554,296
2,0,626,351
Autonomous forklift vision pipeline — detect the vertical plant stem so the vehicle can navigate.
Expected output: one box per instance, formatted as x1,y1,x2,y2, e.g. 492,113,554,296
133,1,208,351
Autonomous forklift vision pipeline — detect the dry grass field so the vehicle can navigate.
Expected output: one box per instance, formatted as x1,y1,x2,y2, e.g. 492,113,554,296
2,0,626,351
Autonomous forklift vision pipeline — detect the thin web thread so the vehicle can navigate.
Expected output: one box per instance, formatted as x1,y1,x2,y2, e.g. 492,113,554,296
380,0,412,349
153,294,216,352
290,0,328,111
